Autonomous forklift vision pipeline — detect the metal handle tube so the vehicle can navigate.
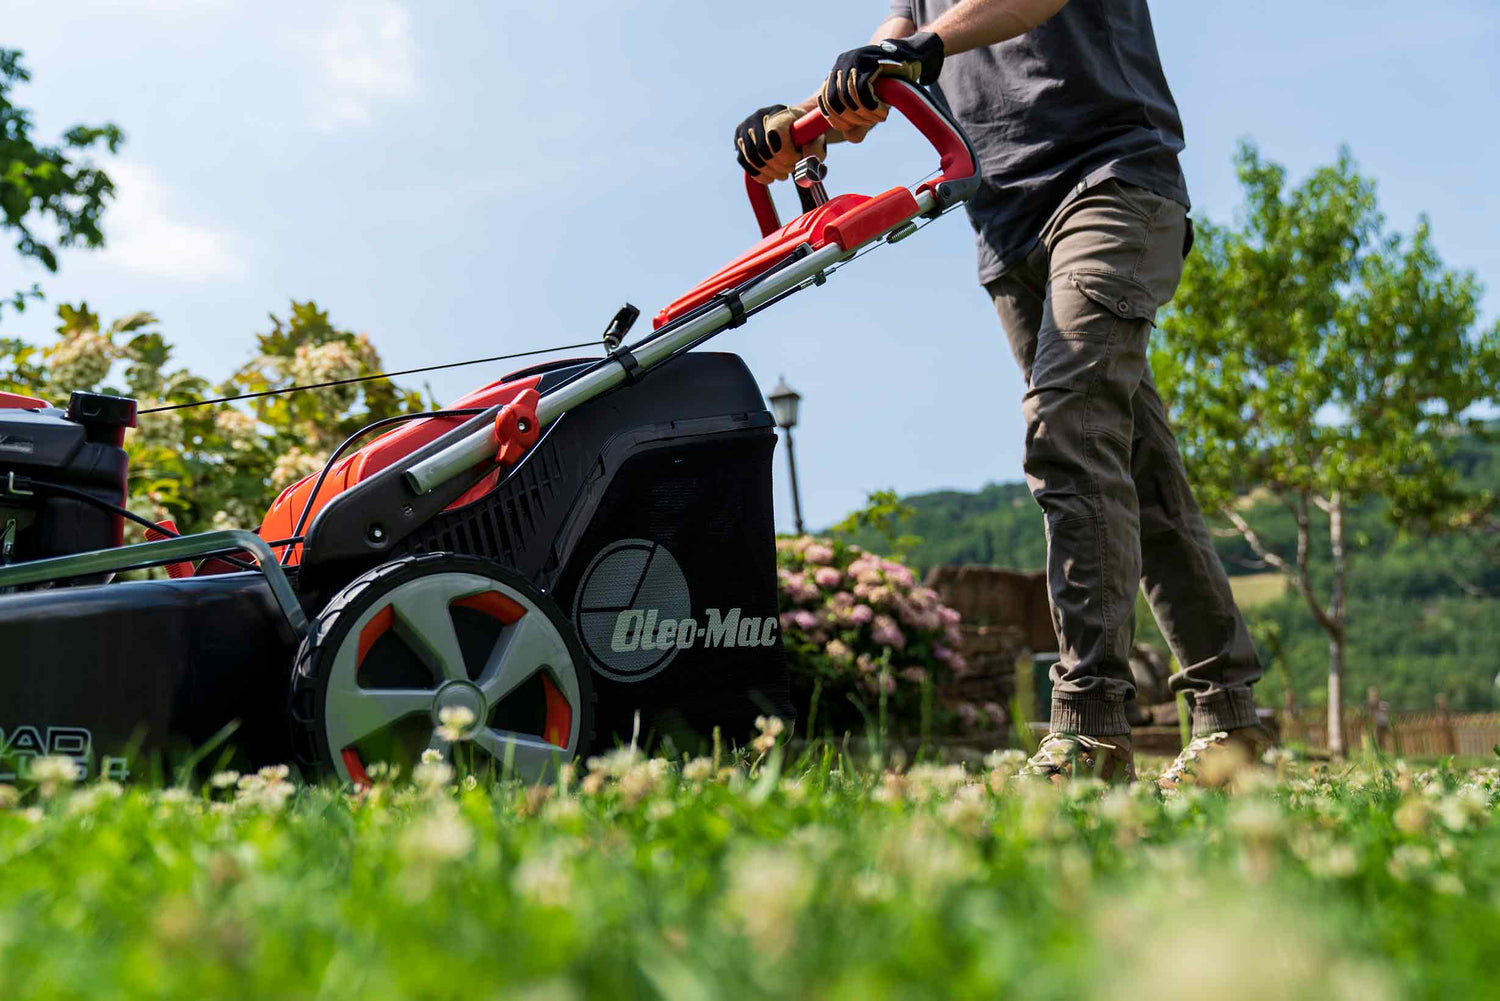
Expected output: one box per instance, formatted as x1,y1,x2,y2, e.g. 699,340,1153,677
0,529,310,637
403,239,852,496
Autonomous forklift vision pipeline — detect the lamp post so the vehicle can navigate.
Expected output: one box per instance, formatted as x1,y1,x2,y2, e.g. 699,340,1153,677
767,376,806,535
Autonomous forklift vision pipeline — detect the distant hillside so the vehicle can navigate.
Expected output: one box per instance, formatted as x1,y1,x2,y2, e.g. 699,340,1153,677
842,431,1500,711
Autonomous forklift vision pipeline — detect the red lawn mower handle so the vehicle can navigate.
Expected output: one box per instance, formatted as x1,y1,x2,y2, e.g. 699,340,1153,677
745,77,980,238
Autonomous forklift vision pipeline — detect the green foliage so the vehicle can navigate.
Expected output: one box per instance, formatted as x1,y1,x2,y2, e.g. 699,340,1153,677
829,488,921,561
2,755,1500,998
1156,144,1499,524
0,300,426,535
0,49,124,319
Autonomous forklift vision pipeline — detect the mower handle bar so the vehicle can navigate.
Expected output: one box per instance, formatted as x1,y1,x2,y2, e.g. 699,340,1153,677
745,76,980,238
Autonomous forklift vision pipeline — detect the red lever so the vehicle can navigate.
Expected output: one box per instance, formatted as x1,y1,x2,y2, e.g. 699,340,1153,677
492,388,540,466
144,520,196,579
745,77,977,238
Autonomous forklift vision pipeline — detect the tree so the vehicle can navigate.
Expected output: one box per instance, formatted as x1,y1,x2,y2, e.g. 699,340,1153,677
0,300,426,536
1154,143,1500,755
0,49,124,319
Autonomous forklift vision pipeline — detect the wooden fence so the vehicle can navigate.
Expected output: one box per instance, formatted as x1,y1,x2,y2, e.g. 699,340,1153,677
1281,692,1500,758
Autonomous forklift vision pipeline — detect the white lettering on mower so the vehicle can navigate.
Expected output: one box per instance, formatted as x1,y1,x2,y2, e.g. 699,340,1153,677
0,725,130,782
609,607,779,654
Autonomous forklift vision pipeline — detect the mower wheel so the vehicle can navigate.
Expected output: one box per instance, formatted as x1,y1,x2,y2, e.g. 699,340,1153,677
289,553,594,786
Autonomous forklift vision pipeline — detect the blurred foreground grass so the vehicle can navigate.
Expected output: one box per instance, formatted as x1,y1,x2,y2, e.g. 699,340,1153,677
2,744,1499,1000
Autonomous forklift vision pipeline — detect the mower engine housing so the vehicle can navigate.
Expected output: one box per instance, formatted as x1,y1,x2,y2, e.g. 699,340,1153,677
0,392,136,572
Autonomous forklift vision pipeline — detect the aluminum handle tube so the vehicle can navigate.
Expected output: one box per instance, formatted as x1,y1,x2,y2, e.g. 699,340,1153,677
403,239,852,496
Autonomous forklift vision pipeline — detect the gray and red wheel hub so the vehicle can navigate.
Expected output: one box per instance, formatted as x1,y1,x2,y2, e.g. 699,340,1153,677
290,553,593,785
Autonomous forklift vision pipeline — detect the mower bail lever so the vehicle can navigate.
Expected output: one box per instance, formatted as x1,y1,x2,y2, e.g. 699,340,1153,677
745,77,980,238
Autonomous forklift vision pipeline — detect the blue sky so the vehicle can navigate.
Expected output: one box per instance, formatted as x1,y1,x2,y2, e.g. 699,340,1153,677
7,0,1499,532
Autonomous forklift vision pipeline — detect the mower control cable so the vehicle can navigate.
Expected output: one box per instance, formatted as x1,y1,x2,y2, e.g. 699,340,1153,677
136,342,602,415
282,407,487,565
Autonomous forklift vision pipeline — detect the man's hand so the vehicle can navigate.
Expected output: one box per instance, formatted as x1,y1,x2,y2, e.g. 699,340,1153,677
817,31,944,142
735,105,826,185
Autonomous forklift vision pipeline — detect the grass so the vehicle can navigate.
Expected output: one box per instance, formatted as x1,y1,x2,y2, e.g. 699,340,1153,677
2,744,1499,1000
1229,570,1289,609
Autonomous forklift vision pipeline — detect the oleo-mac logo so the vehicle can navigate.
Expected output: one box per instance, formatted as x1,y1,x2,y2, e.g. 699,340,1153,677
572,539,778,683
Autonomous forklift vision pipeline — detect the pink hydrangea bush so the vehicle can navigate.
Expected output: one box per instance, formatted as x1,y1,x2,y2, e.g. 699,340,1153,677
776,535,976,737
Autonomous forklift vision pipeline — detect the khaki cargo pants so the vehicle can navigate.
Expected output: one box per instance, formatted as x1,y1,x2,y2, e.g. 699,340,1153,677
986,178,1261,737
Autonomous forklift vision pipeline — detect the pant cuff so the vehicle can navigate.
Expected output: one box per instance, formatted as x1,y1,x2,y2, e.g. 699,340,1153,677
1191,688,1260,736
1051,697,1131,737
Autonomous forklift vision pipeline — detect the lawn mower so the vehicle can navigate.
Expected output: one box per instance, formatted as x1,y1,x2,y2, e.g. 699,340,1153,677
0,79,978,786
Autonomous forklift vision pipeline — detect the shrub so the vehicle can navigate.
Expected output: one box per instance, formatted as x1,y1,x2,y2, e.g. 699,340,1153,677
775,534,972,738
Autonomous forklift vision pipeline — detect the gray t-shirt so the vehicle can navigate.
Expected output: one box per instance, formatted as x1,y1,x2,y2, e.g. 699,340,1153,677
888,0,1189,282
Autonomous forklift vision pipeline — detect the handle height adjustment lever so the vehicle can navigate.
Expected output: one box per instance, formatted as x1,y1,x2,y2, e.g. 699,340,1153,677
794,155,830,213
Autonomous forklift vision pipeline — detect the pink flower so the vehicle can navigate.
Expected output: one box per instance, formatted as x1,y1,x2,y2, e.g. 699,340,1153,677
939,607,962,626
830,591,855,609
779,612,797,631
814,567,842,588
982,702,1007,728
882,563,915,588
898,667,927,684
792,610,818,631
956,702,980,727
950,653,971,677
855,653,877,675
933,644,953,663
867,585,892,608
853,582,873,600
804,543,835,565
871,614,906,651
850,604,874,626
825,640,853,664
944,624,964,647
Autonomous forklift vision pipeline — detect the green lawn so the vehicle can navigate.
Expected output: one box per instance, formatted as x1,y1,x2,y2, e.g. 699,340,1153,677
2,747,1498,1000
1229,570,1289,609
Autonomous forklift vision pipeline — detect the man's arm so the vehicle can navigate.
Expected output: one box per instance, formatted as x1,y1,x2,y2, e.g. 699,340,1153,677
920,0,1067,56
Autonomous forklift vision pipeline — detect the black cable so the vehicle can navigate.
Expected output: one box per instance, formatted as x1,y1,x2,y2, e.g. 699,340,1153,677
137,342,599,415
8,477,261,572
283,407,486,564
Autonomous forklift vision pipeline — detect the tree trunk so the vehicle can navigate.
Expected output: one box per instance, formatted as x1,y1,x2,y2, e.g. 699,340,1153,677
1326,492,1348,757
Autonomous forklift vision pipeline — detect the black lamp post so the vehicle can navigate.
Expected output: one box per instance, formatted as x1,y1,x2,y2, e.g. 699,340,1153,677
767,376,806,535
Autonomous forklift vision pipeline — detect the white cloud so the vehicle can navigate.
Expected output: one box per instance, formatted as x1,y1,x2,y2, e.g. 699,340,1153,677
303,1,418,130
96,161,243,282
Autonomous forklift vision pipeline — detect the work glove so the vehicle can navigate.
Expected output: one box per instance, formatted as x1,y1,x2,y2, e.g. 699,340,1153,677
818,31,944,142
735,104,824,185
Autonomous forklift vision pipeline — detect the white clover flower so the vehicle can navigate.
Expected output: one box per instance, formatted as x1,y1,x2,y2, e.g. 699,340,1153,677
585,747,645,781
27,755,82,798
682,757,713,783
984,748,1028,771
436,705,478,743
618,758,670,805
64,781,123,817
939,784,989,838
1386,844,1434,882
399,806,473,865
1432,872,1465,896
421,749,443,765
512,848,575,908
721,847,814,957
1308,844,1360,879
0,785,20,810
1393,797,1433,836
413,759,455,791
210,770,241,790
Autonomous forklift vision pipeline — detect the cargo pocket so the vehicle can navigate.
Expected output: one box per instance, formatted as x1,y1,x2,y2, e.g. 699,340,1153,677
1067,269,1159,327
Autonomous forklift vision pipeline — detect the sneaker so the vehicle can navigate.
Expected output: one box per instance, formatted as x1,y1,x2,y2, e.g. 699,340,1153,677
1018,732,1136,784
1157,725,1274,792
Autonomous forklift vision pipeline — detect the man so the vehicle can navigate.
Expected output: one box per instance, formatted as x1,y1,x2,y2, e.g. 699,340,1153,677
735,0,1270,786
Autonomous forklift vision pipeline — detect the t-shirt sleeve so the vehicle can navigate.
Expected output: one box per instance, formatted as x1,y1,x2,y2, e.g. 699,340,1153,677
888,1,916,22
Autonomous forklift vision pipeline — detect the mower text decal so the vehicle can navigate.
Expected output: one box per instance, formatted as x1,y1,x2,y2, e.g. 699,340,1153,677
609,606,779,654
574,538,779,683
0,726,131,783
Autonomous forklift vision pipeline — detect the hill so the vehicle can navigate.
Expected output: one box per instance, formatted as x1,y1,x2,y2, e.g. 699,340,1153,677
843,432,1500,711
